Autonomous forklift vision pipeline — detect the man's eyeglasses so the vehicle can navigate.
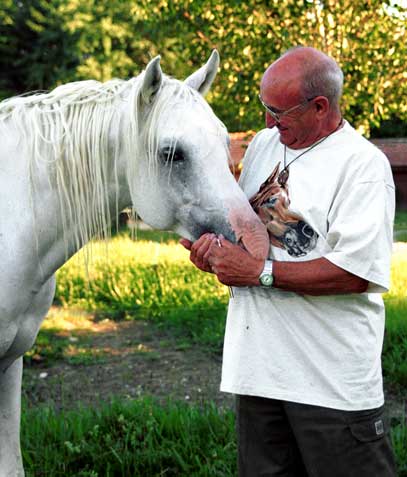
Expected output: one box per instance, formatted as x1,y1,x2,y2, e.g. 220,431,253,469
258,95,316,122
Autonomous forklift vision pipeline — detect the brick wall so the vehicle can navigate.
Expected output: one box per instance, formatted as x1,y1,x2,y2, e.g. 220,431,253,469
370,139,407,209
230,133,407,209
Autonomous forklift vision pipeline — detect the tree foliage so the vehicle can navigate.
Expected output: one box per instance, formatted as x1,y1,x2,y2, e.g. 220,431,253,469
0,0,79,95
0,0,406,135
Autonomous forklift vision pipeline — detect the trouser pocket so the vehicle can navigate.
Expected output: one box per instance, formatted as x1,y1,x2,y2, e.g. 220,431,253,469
346,406,397,477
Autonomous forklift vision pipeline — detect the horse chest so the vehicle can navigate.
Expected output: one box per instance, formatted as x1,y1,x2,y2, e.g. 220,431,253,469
0,276,56,369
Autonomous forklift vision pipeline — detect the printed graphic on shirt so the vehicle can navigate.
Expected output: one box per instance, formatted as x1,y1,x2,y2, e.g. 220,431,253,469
249,162,318,257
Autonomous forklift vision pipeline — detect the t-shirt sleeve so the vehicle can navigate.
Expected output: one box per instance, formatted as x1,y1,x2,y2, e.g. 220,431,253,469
324,152,395,293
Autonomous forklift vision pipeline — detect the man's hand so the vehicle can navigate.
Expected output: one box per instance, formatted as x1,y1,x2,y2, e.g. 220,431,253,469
180,234,264,287
179,233,217,273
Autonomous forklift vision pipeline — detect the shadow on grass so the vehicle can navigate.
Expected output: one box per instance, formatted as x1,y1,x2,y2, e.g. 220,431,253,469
24,302,228,370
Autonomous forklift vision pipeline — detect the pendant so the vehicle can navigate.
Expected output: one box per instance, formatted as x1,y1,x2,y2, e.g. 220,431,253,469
278,168,289,186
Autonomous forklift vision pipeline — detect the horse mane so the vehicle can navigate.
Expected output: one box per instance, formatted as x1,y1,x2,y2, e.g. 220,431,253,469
0,72,218,256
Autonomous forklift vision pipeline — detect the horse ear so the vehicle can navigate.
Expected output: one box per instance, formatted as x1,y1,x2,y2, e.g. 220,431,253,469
184,50,219,96
141,56,163,104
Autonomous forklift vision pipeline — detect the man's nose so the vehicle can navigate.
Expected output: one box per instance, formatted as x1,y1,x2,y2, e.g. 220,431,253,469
265,111,278,129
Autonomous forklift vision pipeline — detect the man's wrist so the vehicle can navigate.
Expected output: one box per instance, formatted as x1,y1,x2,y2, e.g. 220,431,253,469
258,259,274,287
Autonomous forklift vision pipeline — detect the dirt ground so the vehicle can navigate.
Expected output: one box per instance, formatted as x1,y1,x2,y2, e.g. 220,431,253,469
22,318,235,411
22,317,405,422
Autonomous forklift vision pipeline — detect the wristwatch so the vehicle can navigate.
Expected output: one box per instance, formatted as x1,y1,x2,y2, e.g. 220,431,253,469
259,260,274,287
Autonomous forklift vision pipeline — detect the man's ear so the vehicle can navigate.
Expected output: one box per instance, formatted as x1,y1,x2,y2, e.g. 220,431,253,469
184,50,219,96
314,96,330,116
140,56,162,105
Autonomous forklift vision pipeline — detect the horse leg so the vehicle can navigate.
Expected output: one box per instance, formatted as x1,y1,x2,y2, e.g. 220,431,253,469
0,357,24,477
0,275,56,477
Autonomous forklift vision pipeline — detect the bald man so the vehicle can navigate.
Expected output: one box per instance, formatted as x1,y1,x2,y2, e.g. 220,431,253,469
181,47,396,476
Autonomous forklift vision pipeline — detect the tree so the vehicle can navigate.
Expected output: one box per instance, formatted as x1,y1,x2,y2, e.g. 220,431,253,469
0,0,79,97
158,0,407,134
1,0,406,135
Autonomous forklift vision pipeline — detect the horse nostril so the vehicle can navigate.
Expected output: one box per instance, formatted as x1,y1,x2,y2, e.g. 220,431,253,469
192,223,235,243
220,229,236,243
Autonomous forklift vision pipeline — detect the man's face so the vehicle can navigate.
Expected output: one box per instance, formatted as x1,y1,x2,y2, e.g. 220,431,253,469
259,64,319,149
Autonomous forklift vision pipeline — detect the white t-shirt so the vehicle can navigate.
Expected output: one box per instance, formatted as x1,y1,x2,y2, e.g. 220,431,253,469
220,121,395,411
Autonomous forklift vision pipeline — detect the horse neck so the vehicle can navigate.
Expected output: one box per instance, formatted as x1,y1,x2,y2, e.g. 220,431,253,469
29,113,134,276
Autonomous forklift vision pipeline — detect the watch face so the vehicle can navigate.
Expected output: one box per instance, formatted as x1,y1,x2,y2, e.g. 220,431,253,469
260,274,273,286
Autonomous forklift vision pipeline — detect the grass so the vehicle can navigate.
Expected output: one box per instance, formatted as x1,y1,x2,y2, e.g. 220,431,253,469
55,235,227,312
28,224,407,378
22,219,407,475
22,399,237,477
394,210,407,241
383,244,407,394
24,308,109,366
395,210,407,228
20,397,406,477
52,234,229,353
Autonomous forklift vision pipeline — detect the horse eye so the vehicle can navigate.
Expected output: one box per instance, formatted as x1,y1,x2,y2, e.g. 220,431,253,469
161,147,185,163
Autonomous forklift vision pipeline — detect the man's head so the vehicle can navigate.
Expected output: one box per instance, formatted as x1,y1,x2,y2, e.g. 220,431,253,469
259,46,343,149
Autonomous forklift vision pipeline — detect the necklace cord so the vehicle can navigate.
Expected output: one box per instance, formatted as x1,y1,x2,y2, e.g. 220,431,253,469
279,118,343,186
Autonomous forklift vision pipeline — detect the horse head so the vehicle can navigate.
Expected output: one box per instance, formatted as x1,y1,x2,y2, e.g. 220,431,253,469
126,51,269,260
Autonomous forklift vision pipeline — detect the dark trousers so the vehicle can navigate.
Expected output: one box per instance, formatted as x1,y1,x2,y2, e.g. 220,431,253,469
236,395,397,477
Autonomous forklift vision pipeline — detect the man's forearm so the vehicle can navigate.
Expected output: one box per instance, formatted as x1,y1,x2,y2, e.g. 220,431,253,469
273,257,369,295
181,236,369,295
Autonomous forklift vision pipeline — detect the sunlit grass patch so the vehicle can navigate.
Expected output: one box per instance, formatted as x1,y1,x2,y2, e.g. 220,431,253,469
41,307,98,332
384,246,407,331
386,244,407,299
26,305,163,367
63,343,159,366
64,345,109,366
70,234,190,266
383,246,407,392
55,236,228,321
25,307,119,366
49,236,407,362
37,236,407,382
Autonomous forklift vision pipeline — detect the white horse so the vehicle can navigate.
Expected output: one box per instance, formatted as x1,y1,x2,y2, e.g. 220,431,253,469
0,51,268,475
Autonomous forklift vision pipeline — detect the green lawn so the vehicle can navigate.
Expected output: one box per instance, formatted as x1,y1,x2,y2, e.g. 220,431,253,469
395,210,407,227
22,220,407,476
21,397,407,477
395,210,407,242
